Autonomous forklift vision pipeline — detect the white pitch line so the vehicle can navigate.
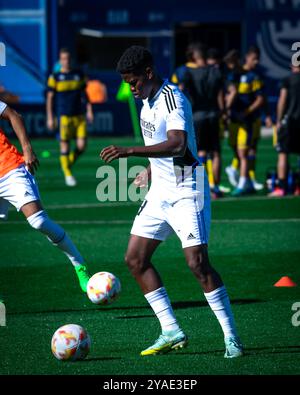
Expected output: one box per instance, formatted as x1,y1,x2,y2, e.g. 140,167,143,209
212,195,299,203
1,218,300,225
45,202,139,209
213,218,300,223
34,194,299,210
0,220,131,225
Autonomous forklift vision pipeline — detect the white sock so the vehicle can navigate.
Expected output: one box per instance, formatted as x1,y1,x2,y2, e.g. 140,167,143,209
237,176,247,189
204,286,238,339
144,287,180,332
27,210,84,267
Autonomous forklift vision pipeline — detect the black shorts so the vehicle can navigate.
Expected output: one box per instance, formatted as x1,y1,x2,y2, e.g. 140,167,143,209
277,117,300,154
193,111,220,153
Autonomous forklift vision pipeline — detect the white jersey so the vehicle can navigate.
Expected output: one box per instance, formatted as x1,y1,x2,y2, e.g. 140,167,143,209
140,80,202,200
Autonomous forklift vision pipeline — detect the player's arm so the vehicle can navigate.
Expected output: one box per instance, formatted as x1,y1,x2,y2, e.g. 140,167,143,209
46,74,56,131
84,88,94,124
86,101,94,124
82,75,94,124
217,89,224,111
46,90,55,130
100,130,187,163
276,87,288,128
218,88,228,125
1,106,39,174
225,83,238,109
263,93,273,127
244,94,264,116
244,77,264,116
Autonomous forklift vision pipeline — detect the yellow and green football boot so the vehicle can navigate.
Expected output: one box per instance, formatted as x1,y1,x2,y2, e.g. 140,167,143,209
141,329,188,356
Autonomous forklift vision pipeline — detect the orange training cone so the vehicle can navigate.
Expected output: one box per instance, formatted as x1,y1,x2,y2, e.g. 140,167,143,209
274,276,297,287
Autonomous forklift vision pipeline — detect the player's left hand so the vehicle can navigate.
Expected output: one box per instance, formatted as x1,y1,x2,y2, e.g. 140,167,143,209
100,145,129,163
133,168,150,188
23,146,40,175
265,115,273,128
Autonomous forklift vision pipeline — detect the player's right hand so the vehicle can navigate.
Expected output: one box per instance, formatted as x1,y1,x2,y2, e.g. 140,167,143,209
100,145,129,163
23,146,40,175
265,115,273,128
47,117,55,131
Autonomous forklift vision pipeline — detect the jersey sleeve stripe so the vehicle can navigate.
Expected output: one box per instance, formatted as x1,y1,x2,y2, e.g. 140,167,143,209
162,89,173,112
163,85,178,109
167,93,175,111
162,88,179,113
166,92,175,112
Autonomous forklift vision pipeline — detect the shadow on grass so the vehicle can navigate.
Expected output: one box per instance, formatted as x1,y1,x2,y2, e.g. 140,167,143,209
175,345,300,357
7,298,263,317
245,345,300,355
80,356,122,363
115,298,263,319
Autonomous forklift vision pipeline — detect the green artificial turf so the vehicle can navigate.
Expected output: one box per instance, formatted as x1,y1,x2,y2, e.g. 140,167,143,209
0,136,299,375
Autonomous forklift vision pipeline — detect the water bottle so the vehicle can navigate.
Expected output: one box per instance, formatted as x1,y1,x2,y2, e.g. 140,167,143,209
271,170,277,192
287,170,294,194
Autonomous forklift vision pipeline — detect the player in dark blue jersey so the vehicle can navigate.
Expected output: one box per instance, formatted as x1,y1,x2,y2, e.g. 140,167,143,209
171,43,199,91
182,45,225,199
223,50,243,188
225,46,265,196
207,48,222,68
46,48,93,186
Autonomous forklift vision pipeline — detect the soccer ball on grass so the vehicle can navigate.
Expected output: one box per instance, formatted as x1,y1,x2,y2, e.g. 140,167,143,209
51,324,90,361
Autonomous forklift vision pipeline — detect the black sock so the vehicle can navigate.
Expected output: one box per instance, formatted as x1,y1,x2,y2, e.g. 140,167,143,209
278,179,286,190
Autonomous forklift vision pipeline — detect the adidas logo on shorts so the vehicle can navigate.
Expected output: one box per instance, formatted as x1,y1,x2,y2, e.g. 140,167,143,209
187,233,196,240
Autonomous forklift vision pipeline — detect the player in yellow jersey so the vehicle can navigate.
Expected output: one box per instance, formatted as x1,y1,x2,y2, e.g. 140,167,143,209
46,48,93,186
224,49,243,188
226,46,265,196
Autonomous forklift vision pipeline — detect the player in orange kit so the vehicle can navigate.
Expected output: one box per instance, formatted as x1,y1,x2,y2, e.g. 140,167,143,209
0,100,90,292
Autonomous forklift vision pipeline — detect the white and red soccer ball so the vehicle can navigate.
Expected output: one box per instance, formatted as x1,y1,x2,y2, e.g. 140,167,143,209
87,271,121,305
51,324,91,361
51,273,120,361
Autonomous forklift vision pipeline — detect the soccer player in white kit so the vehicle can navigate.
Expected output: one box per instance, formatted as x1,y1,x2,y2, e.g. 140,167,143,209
0,100,90,292
101,46,243,358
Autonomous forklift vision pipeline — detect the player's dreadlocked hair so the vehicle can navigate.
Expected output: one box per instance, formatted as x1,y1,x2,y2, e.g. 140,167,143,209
116,46,153,74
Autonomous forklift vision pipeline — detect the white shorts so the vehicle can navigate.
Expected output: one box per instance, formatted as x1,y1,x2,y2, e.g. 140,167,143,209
0,165,41,217
131,190,211,249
